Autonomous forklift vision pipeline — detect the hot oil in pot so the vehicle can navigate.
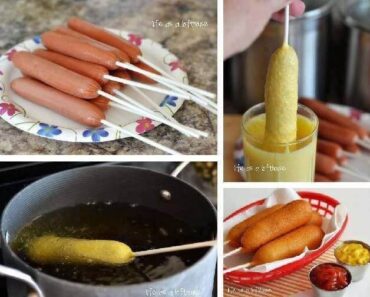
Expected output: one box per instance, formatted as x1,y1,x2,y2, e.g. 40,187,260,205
11,202,212,285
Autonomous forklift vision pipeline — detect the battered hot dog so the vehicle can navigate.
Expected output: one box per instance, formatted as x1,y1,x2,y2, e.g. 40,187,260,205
53,27,129,62
226,204,284,248
13,51,100,99
34,49,109,85
251,225,324,266
319,119,358,146
240,200,312,253
300,98,367,139
41,31,120,70
307,211,323,227
27,235,134,265
11,77,104,127
68,17,141,63
264,44,299,144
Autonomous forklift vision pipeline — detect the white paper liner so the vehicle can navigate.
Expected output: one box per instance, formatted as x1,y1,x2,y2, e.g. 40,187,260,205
224,188,347,273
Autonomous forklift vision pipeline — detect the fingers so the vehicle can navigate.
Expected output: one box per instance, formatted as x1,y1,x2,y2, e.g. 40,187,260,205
272,0,306,22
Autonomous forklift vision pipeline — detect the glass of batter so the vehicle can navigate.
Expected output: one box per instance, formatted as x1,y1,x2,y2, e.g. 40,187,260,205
242,103,318,182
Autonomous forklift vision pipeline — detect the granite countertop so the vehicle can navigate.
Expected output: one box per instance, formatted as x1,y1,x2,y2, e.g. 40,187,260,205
0,0,217,155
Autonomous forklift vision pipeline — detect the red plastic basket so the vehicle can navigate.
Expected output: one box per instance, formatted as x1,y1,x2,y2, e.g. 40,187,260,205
223,191,348,285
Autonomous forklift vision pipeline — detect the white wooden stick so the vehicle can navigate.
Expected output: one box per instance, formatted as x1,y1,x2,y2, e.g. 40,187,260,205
134,240,216,257
224,240,230,245
284,4,290,45
357,139,370,151
223,247,242,258
343,151,370,164
98,90,201,138
137,56,216,99
336,166,370,181
100,119,180,155
104,74,187,99
223,262,253,274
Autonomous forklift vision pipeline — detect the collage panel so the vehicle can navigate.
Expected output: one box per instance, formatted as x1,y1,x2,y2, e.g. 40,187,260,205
224,0,370,182
0,162,217,297
223,187,370,297
0,0,217,156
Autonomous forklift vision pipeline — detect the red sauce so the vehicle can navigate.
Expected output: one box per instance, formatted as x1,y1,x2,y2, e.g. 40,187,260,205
310,263,350,291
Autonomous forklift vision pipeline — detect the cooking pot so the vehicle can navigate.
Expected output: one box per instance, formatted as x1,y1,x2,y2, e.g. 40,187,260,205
0,163,217,297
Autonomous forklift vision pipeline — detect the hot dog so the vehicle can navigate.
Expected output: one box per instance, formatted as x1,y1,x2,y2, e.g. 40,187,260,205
315,153,337,175
226,204,284,248
131,62,161,84
315,174,332,182
53,27,129,62
319,119,358,146
300,98,367,139
326,170,342,181
317,139,343,159
34,49,109,85
41,31,120,70
68,17,141,63
11,77,104,127
251,225,324,266
240,200,312,253
13,51,100,99
344,144,360,154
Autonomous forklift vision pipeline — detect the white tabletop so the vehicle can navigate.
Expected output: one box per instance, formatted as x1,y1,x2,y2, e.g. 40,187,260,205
223,187,370,297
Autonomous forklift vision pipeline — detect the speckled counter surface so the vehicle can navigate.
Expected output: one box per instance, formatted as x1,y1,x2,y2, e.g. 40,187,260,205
0,0,217,155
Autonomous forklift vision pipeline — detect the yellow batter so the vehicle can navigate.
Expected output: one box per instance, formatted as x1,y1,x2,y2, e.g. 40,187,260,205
27,235,134,265
243,113,317,182
264,43,299,144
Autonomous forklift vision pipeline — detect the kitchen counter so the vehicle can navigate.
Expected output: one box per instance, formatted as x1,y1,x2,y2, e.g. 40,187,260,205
0,0,217,155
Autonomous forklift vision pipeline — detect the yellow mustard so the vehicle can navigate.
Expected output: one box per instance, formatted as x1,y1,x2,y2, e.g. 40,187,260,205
335,243,370,265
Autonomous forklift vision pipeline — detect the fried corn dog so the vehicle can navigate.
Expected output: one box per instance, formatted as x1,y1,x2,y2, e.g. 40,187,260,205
27,235,134,265
226,204,284,247
307,211,323,227
264,43,299,144
241,200,312,253
251,225,324,266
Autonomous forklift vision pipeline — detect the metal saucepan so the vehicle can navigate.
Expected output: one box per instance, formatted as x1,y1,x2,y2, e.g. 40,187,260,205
0,163,217,297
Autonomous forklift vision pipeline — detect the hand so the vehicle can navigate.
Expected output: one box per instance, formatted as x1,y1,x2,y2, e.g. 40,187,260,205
224,0,305,59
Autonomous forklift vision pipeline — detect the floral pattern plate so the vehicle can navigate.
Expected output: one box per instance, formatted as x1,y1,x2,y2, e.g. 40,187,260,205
0,30,186,142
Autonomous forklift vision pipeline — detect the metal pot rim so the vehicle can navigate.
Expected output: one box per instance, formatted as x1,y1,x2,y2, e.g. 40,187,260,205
1,165,217,290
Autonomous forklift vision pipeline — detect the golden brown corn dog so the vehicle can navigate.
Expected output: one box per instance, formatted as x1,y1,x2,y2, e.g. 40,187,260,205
241,200,312,253
251,225,324,266
226,204,284,247
307,211,323,227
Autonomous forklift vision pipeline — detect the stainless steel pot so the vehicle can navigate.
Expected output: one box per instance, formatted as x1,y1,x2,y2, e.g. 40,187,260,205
0,163,217,297
227,0,334,111
342,0,370,111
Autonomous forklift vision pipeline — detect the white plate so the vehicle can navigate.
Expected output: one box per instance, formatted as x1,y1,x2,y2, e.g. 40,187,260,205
0,29,187,143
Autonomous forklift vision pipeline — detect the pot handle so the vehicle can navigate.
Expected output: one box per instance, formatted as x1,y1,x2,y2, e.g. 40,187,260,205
0,264,44,297
170,161,190,177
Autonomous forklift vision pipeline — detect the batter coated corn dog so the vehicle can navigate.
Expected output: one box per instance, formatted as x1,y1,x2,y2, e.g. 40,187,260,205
251,225,324,266
226,204,284,248
264,43,299,144
241,200,312,253
27,235,134,265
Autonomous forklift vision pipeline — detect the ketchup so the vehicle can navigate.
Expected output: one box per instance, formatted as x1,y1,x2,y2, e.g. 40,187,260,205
310,263,350,291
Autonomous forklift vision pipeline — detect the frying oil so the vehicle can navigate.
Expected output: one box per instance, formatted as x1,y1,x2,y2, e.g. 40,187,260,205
12,202,211,285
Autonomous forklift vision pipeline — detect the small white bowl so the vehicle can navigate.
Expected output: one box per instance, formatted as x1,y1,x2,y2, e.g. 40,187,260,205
335,240,370,282
309,263,352,297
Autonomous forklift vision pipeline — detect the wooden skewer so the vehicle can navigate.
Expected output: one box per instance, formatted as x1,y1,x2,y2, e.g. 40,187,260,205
138,55,216,99
343,151,370,164
224,240,230,245
357,139,370,151
101,119,180,155
223,262,254,274
223,247,242,258
134,240,216,257
336,166,370,181
284,4,290,45
99,90,203,138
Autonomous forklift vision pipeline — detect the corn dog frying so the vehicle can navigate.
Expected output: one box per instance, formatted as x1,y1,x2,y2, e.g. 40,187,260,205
251,225,324,266
264,43,299,144
241,200,312,253
226,204,284,248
